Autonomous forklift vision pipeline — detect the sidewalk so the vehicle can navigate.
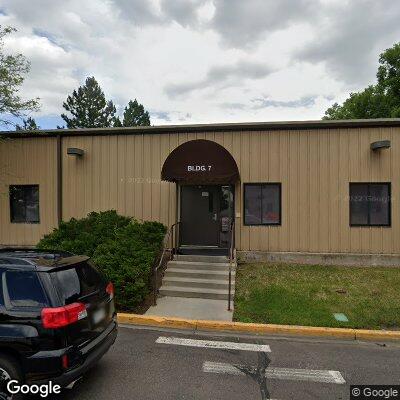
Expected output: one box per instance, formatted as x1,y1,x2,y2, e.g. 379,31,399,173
145,297,233,321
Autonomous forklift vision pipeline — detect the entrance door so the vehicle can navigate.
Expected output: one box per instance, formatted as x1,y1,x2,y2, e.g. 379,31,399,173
180,185,220,246
180,185,234,247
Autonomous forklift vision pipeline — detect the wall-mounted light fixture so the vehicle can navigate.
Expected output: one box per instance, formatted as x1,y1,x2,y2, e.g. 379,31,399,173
370,140,391,151
67,147,85,156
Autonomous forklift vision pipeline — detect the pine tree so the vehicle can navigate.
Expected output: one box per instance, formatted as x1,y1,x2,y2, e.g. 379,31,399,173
15,117,39,131
113,116,123,127
61,77,117,128
122,99,151,127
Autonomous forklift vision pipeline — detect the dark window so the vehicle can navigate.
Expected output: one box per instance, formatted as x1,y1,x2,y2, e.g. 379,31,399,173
52,262,105,305
9,185,40,223
350,183,391,226
5,271,48,308
244,183,281,225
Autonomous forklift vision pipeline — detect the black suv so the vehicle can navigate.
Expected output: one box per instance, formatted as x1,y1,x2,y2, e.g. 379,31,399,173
0,248,117,398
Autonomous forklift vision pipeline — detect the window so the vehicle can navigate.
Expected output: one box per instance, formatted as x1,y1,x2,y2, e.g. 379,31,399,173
349,183,391,227
5,271,48,308
52,262,105,305
9,185,40,223
244,183,281,225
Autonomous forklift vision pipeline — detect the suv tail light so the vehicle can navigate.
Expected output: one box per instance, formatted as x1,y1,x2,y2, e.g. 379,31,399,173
41,303,87,329
106,282,114,300
61,354,69,370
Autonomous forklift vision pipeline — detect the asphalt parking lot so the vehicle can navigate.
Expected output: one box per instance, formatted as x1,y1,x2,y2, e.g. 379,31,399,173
55,325,400,400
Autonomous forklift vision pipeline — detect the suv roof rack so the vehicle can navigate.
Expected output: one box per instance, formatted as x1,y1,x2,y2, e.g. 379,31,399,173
0,247,73,260
0,248,91,271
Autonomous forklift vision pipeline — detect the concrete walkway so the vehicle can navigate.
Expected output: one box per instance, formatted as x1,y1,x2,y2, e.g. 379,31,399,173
145,296,233,321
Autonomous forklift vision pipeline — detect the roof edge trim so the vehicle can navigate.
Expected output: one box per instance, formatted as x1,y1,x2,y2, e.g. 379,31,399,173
1,118,400,138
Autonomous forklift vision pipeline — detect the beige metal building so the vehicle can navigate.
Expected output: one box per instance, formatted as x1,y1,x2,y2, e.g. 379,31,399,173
1,119,399,263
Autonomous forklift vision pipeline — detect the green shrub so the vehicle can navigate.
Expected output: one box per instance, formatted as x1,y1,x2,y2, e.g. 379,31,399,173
93,221,166,310
37,210,131,257
37,211,166,311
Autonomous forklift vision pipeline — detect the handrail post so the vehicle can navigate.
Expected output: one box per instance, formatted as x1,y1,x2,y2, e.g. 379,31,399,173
228,219,234,311
176,222,180,257
228,257,232,311
153,267,157,306
153,222,180,307
169,225,174,260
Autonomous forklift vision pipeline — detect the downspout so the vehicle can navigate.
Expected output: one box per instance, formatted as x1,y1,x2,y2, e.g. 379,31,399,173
56,134,62,225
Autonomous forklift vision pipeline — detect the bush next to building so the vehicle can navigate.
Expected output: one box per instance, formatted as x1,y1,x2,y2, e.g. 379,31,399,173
93,221,167,310
37,210,167,311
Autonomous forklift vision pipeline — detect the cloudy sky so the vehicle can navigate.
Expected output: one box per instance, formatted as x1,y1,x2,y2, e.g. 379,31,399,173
1,0,400,128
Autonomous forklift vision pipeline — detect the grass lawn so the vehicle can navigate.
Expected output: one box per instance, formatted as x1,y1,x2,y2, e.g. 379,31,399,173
233,262,400,329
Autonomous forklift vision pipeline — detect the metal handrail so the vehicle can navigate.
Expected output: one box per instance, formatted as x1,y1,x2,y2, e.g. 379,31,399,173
228,219,235,311
153,222,180,306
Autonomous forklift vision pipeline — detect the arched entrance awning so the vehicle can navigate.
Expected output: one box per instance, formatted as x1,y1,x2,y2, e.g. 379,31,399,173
161,139,240,184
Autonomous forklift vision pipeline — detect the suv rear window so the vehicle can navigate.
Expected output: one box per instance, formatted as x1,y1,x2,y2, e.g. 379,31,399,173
5,271,48,308
52,262,105,305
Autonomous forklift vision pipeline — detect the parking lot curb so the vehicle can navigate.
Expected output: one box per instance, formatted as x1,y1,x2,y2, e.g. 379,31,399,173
117,313,400,341
118,313,197,330
354,329,400,341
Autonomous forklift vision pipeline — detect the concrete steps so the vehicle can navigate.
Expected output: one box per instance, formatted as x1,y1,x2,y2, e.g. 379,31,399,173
165,268,234,280
163,276,235,290
159,286,234,300
167,260,231,270
159,254,236,301
174,255,229,263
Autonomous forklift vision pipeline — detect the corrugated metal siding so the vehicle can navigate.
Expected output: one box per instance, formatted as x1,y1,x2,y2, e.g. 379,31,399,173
61,134,176,227
0,126,398,253
61,127,399,254
0,137,58,245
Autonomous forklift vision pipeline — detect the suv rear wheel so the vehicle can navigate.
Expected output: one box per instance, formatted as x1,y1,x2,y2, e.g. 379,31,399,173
0,355,22,400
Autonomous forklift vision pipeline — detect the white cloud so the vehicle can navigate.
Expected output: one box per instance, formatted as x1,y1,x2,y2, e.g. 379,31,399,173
296,0,400,86
0,0,399,127
209,0,318,49
165,60,276,98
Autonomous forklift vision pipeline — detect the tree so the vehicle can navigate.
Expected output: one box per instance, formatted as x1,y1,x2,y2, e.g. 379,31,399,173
15,116,40,131
121,99,150,127
323,42,400,120
377,42,400,117
0,26,40,128
323,86,391,120
61,76,117,128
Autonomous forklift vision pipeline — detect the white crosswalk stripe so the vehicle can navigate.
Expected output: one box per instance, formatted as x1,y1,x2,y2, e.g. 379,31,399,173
203,361,346,384
156,336,271,352
156,335,346,387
